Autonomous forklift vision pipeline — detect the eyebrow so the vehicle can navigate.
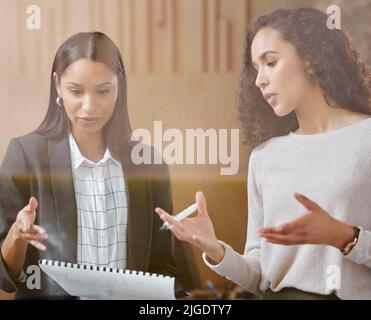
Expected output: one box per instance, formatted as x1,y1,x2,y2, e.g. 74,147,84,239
252,50,279,67
65,81,112,87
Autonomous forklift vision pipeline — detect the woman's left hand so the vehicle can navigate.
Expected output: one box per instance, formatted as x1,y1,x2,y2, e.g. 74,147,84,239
259,192,354,250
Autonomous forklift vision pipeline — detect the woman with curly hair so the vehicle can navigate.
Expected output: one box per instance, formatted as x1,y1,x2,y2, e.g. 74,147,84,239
156,7,371,299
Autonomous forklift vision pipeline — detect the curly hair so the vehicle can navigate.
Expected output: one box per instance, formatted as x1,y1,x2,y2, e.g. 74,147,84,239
238,7,371,155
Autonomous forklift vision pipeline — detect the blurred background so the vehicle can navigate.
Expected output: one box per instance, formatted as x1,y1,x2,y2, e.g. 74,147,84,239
0,0,370,299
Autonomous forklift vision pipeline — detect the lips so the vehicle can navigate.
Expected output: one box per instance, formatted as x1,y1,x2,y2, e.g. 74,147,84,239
78,116,100,126
263,93,278,106
79,117,99,121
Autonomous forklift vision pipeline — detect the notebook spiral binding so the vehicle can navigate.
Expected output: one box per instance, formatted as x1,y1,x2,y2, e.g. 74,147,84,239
38,259,169,278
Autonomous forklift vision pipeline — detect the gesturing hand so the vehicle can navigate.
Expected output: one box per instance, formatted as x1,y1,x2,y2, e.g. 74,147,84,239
155,191,225,263
259,192,354,250
13,197,48,251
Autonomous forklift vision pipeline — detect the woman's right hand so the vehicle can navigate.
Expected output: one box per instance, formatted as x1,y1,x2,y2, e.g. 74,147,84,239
155,191,225,264
12,197,48,251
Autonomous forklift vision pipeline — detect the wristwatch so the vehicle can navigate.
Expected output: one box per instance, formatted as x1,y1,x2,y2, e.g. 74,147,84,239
341,226,361,256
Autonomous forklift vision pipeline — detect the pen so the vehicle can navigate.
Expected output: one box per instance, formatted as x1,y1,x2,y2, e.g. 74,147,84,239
159,203,198,231
206,280,221,299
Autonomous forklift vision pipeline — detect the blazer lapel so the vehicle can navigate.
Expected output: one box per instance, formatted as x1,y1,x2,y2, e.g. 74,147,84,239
121,151,152,272
48,136,78,263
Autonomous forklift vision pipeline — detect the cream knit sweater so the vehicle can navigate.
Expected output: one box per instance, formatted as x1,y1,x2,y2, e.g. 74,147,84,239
203,117,371,299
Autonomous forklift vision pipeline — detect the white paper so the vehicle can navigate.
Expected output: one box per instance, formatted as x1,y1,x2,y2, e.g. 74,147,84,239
39,259,175,300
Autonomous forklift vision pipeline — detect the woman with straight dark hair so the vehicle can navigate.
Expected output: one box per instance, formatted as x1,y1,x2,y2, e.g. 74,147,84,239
0,32,182,299
157,8,371,299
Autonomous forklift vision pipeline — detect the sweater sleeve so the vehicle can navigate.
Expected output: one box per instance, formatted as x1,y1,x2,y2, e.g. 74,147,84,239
202,149,264,297
344,227,371,269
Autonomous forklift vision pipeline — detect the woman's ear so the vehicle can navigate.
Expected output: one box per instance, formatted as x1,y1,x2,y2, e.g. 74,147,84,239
304,60,314,75
53,72,62,97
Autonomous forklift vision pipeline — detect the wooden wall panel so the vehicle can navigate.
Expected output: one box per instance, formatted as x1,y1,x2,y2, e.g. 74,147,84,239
103,0,122,53
120,0,133,73
134,0,151,73
0,0,249,78
177,0,204,73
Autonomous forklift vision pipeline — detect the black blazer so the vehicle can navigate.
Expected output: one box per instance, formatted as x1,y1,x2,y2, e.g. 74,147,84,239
0,133,181,299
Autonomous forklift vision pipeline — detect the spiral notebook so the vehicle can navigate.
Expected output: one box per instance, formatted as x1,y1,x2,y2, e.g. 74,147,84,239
38,259,175,300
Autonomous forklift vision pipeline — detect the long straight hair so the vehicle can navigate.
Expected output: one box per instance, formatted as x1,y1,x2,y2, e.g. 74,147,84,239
34,32,134,159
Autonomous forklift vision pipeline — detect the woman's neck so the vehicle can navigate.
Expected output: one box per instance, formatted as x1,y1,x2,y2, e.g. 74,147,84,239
293,88,364,135
71,129,106,162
